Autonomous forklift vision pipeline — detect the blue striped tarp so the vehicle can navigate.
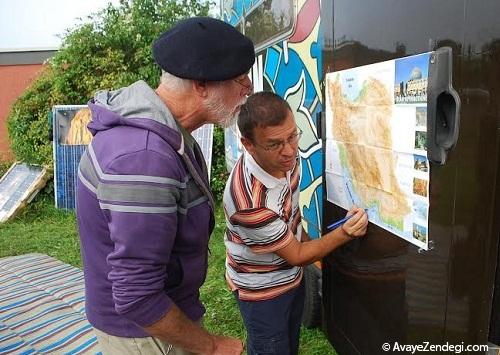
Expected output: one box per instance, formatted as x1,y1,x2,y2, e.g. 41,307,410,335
0,254,101,354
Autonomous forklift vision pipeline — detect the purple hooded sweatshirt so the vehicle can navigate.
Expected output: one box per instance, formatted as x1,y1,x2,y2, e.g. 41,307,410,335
76,80,215,337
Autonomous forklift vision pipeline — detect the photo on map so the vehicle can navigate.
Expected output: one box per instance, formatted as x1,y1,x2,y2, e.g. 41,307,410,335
414,131,427,151
394,53,430,104
415,106,427,127
412,223,427,243
413,177,428,197
412,200,428,220
414,154,428,172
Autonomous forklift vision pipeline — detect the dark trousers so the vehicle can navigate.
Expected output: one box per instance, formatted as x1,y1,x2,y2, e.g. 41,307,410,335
235,280,305,355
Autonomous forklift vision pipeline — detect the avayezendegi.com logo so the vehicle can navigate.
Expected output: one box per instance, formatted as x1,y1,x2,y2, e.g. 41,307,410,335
381,342,489,354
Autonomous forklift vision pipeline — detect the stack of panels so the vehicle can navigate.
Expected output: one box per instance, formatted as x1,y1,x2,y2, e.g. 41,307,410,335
0,254,100,354
53,106,88,210
54,144,87,209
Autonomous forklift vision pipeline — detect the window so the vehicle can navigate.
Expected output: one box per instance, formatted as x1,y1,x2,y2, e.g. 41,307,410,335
240,0,295,51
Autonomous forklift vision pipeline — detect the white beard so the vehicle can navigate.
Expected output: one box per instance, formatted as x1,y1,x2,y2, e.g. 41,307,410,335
204,90,245,128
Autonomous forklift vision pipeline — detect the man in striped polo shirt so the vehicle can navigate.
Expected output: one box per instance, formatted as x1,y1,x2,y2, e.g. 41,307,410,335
224,92,368,355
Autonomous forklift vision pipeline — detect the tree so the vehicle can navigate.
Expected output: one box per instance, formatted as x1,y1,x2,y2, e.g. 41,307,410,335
7,0,229,199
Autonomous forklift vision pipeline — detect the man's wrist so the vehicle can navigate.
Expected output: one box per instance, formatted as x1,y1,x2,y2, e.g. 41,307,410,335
341,225,355,239
207,334,217,354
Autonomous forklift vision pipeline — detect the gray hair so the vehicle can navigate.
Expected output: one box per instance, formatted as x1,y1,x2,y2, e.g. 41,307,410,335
160,71,192,92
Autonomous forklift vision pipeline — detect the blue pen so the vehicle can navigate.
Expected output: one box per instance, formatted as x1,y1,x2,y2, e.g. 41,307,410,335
327,208,369,231
327,215,354,231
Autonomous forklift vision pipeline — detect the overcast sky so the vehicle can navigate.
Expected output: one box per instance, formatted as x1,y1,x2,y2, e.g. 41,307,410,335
0,0,221,51
0,0,120,51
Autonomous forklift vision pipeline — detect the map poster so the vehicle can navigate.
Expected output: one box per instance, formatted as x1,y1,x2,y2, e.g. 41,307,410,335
325,53,431,249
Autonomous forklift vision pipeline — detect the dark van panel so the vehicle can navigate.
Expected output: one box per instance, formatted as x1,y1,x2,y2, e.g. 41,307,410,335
322,1,500,354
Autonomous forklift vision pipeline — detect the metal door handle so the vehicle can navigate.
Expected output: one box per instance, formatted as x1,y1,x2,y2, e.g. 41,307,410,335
427,47,461,165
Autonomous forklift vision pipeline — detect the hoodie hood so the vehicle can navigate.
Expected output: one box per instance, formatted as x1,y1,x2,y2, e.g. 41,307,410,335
87,80,215,211
88,80,182,151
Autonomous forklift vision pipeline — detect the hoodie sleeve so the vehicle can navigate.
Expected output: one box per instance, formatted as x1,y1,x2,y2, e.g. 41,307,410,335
97,148,185,328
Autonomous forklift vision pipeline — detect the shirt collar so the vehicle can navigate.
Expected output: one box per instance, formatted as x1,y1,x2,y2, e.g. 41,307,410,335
244,152,287,189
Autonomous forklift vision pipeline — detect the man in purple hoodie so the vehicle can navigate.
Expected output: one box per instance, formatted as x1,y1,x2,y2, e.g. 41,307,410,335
76,17,254,355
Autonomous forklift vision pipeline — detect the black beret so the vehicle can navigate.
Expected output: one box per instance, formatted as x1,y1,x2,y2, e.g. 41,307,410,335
153,17,255,81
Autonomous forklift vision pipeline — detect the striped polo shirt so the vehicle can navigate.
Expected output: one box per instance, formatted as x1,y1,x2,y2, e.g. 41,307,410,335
223,152,303,301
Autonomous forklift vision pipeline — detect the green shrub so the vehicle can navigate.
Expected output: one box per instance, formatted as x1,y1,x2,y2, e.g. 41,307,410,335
7,0,232,200
0,160,13,177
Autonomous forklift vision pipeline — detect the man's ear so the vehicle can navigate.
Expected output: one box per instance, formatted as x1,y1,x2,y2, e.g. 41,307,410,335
192,80,209,98
241,136,255,155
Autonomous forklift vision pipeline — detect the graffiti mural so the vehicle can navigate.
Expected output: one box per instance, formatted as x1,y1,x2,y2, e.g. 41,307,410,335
223,0,323,238
222,0,262,26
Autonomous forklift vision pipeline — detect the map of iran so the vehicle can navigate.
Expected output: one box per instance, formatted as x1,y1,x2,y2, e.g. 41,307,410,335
325,54,431,249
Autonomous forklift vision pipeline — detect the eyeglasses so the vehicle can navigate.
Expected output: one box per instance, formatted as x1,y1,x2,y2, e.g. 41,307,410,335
233,74,253,92
255,129,303,152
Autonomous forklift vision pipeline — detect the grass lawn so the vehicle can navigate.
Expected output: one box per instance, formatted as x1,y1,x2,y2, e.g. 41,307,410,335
0,194,335,354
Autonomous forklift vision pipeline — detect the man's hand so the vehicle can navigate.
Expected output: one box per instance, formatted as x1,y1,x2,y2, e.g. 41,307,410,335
341,206,368,238
209,335,244,355
144,305,244,354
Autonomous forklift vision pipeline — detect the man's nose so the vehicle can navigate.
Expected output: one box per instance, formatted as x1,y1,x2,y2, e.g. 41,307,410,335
243,75,253,95
281,140,296,156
